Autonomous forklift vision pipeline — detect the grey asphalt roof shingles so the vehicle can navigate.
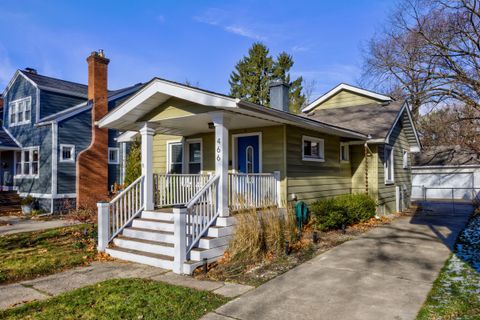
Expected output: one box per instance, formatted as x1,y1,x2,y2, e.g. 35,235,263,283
0,128,19,149
303,101,404,139
413,146,480,166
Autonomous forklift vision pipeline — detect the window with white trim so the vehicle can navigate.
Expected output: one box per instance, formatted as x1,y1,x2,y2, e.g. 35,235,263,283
60,144,75,162
340,143,349,162
384,146,394,184
168,142,183,174
14,147,39,178
402,149,409,169
302,136,325,161
9,97,32,127
187,141,202,174
108,148,119,164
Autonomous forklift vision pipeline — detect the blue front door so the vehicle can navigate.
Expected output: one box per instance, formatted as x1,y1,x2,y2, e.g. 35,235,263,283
237,136,260,173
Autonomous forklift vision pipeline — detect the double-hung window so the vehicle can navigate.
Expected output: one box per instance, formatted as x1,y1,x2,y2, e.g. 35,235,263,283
60,144,75,162
14,147,39,178
108,148,120,165
384,145,394,184
187,140,202,174
302,136,325,162
9,97,32,126
167,142,183,174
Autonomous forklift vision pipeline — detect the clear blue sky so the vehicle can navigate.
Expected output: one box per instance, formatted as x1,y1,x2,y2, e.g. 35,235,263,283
0,0,393,99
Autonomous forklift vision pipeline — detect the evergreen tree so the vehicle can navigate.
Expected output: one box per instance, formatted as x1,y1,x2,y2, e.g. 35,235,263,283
229,43,305,113
124,140,141,186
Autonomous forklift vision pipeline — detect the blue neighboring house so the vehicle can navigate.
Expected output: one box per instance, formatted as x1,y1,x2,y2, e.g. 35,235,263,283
0,68,141,212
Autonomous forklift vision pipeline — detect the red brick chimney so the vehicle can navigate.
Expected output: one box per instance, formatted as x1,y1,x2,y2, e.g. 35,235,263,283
76,50,110,210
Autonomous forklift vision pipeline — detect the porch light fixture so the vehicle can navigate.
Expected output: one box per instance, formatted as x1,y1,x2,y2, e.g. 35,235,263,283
208,122,215,129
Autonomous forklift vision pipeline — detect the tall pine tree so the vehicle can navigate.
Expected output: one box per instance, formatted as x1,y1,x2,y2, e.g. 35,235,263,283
229,43,305,113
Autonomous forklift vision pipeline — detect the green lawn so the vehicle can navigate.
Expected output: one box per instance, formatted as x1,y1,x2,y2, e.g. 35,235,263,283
417,254,480,319
0,224,97,284
0,278,229,320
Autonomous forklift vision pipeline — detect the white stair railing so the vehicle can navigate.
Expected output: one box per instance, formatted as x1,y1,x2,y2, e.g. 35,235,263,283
228,172,279,211
153,174,210,207
97,175,144,251
186,174,220,253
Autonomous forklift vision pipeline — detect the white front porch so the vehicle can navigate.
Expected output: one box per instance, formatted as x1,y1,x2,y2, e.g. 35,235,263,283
98,116,281,274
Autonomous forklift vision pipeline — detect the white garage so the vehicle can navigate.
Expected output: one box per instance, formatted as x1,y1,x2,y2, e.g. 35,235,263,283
412,147,480,202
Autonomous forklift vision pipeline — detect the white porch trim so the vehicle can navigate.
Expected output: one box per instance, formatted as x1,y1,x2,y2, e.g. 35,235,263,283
211,112,230,217
140,122,155,211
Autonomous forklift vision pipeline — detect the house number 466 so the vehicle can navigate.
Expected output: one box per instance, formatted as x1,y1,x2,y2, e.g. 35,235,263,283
216,138,221,161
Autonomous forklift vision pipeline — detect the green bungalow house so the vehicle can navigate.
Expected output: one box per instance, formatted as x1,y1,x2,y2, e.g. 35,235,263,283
96,76,420,274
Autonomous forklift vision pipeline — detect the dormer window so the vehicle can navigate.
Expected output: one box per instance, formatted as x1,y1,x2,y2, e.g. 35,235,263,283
9,97,32,127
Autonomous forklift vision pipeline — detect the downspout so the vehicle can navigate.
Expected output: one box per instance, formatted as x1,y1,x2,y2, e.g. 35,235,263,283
364,135,373,195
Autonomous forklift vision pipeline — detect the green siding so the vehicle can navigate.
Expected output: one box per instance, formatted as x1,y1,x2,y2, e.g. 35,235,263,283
312,90,383,110
286,125,351,203
377,121,412,214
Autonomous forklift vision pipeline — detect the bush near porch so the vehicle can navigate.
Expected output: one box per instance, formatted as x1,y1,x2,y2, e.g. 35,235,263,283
310,193,377,231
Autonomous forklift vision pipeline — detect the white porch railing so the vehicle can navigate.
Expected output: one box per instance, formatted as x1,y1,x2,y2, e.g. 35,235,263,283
172,174,219,273
153,174,210,208
228,172,279,211
97,175,144,250
186,174,219,253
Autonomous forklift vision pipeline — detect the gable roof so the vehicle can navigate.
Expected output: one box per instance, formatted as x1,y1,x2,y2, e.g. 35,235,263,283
413,146,480,167
305,101,403,139
21,71,89,98
35,83,143,126
98,77,368,140
0,127,20,150
302,83,392,113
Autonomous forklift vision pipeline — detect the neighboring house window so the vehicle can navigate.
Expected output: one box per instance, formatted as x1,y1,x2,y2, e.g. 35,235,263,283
384,146,394,184
9,97,32,127
340,143,349,162
302,136,325,161
108,148,119,164
187,140,202,174
402,149,409,169
168,142,183,174
60,144,75,162
14,147,39,178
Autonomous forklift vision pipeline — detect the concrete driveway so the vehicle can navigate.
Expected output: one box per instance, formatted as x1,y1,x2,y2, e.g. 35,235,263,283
206,202,472,320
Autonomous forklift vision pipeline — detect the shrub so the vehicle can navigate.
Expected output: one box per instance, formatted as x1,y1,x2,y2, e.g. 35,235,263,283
20,195,35,206
124,140,141,186
310,193,376,231
228,207,298,263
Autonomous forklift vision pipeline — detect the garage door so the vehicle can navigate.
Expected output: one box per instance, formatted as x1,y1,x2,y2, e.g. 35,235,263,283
412,172,474,200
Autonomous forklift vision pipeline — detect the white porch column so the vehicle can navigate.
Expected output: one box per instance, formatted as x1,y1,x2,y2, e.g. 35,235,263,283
211,112,230,217
140,123,155,211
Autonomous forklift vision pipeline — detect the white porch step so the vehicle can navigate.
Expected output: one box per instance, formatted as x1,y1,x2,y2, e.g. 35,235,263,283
141,210,173,221
122,227,175,243
113,236,174,256
215,216,236,227
106,247,174,269
190,245,229,261
131,218,174,232
206,225,234,238
198,235,231,249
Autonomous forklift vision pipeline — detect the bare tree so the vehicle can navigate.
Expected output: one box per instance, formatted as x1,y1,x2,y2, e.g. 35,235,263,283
302,79,317,107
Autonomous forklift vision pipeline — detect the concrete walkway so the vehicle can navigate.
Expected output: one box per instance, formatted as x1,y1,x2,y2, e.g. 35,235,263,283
0,216,77,235
205,203,472,320
0,261,253,309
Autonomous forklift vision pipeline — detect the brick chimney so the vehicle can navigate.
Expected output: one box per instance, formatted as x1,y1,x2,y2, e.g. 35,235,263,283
76,50,110,210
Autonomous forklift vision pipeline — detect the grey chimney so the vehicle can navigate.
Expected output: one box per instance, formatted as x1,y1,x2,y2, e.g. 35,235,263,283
269,79,290,112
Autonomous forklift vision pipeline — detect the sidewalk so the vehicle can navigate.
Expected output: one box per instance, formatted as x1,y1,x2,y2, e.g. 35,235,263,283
0,261,253,310
0,216,78,235
204,203,472,320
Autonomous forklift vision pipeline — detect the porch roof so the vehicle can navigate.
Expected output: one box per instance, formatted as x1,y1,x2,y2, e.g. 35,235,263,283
0,128,20,150
97,77,368,140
